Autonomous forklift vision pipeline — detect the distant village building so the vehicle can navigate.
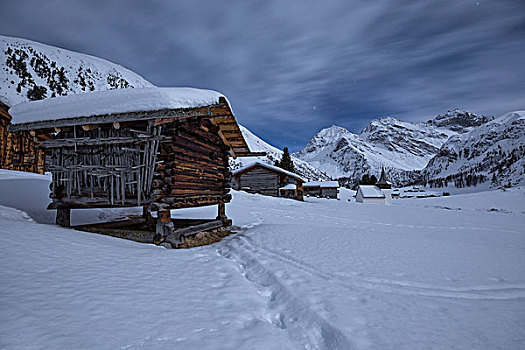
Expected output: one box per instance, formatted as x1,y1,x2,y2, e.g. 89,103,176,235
375,167,392,189
231,161,305,200
0,99,45,174
355,185,387,204
355,168,393,204
303,180,339,199
8,87,259,246
375,167,392,204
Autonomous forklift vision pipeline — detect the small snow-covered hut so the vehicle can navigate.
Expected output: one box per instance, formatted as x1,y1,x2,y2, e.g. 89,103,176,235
8,87,259,245
231,162,305,200
278,183,298,199
303,180,339,199
0,98,45,174
355,185,387,204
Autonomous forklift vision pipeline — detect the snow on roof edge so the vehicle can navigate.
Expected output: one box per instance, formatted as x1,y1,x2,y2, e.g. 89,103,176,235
358,185,386,198
9,87,228,126
233,161,306,182
304,181,339,188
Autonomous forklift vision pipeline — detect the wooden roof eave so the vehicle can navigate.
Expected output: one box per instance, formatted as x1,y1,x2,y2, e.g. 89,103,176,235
208,101,253,158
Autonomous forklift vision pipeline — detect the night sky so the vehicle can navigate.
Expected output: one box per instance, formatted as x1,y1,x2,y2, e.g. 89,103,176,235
2,0,524,151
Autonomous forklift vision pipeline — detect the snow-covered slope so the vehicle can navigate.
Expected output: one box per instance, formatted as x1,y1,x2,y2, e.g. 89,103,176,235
421,111,525,188
230,125,330,181
0,35,153,106
295,110,491,185
2,169,524,349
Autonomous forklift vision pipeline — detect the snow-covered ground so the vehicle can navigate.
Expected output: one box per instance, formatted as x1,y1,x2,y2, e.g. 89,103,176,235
1,172,524,349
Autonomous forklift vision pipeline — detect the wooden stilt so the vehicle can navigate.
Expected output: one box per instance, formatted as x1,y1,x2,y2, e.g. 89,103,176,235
154,210,174,244
143,206,154,225
56,208,71,227
216,202,227,221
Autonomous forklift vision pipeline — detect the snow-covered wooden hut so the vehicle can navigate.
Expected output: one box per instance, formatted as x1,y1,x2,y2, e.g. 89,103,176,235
231,162,305,200
355,185,387,204
0,98,45,174
303,180,339,199
8,87,257,246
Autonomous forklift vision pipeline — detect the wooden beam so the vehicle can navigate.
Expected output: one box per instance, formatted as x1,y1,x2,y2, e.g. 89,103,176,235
217,202,227,221
56,208,71,227
155,210,174,243
82,124,98,131
236,152,267,157
164,219,225,246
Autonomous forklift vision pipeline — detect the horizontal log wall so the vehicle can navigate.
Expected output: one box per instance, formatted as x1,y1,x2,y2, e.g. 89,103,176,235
0,115,45,174
321,188,338,198
303,187,322,196
151,117,232,210
238,167,280,197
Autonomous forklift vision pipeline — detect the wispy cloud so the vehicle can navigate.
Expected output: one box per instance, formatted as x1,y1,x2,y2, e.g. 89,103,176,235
2,0,524,150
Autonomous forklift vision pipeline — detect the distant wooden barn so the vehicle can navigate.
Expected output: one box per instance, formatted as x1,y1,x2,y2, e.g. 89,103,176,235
8,87,258,246
231,162,305,200
0,99,45,174
303,181,339,199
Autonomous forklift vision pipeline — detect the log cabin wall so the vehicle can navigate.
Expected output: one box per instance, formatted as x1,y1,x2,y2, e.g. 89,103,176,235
321,188,338,198
237,167,280,196
0,102,45,174
304,186,321,197
44,115,232,211
150,116,232,210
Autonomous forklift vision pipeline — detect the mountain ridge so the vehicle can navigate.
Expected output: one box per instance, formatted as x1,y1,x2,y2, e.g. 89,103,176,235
0,35,153,106
294,109,495,185
420,111,525,189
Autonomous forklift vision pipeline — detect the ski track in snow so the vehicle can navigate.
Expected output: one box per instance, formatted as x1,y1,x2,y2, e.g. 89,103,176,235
218,234,354,350
233,234,525,301
263,207,523,235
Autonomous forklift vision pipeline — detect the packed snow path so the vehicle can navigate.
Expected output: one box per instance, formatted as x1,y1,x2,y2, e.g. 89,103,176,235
1,173,525,349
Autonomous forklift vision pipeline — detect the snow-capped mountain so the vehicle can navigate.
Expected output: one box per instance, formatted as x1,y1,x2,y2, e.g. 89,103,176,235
230,125,330,181
427,108,493,133
0,35,153,106
421,111,525,188
294,110,493,185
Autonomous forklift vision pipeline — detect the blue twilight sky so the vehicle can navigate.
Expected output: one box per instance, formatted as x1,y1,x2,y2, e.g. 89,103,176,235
1,0,524,151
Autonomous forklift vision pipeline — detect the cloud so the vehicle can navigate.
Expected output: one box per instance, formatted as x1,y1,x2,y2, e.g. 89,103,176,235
2,0,524,150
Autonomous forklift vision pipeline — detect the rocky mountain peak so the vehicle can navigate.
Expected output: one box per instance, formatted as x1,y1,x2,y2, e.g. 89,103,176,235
427,108,493,132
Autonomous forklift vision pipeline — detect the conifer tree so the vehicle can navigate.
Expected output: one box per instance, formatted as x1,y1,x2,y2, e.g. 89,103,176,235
277,147,295,172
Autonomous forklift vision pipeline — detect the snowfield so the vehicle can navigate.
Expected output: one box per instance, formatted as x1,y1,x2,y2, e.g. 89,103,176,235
1,172,524,349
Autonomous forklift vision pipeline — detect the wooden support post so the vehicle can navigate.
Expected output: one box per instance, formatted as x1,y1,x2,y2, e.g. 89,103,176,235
143,206,154,225
154,210,174,244
217,202,227,221
56,208,71,227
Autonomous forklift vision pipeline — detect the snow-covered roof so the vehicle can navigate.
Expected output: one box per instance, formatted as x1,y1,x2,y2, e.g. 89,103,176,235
232,162,305,182
357,185,385,198
279,184,297,190
9,87,226,125
304,181,339,188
